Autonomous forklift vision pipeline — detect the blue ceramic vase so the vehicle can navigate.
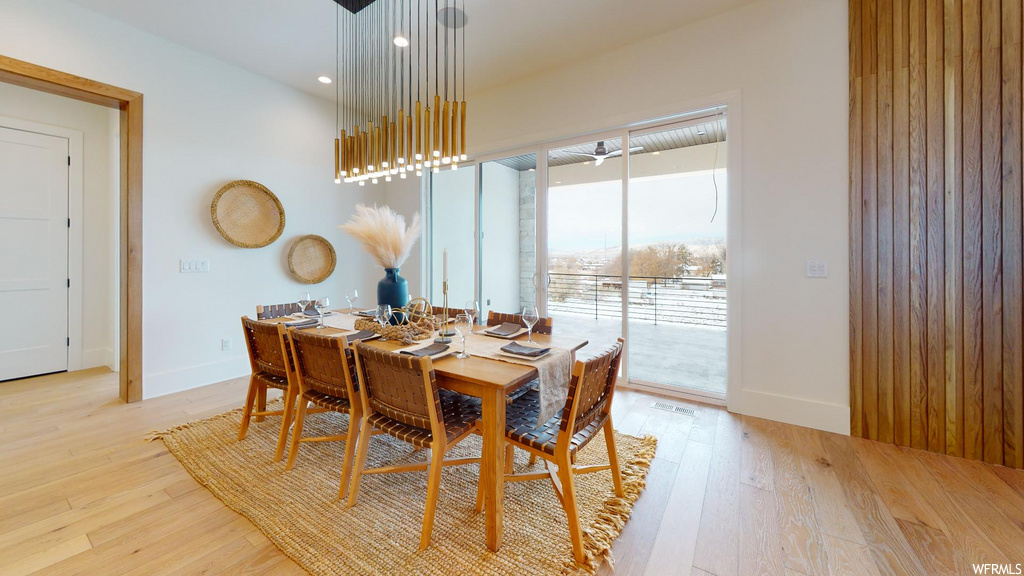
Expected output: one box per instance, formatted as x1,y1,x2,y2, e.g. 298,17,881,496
377,268,409,314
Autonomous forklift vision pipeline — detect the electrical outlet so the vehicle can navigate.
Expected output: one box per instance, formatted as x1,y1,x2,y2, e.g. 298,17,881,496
221,338,233,351
805,259,829,278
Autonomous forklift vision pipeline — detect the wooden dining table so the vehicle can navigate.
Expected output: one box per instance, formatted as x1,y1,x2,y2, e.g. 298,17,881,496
259,312,588,552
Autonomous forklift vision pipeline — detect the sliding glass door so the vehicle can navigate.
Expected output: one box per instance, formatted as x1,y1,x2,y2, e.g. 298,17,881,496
430,154,538,322
428,106,729,401
429,167,475,306
544,137,624,352
479,154,536,320
626,118,727,396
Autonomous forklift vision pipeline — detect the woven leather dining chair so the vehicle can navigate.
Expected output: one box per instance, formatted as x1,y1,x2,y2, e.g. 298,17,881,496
239,317,301,461
482,338,625,565
486,309,555,414
347,342,483,550
286,329,372,499
486,310,554,335
256,303,304,320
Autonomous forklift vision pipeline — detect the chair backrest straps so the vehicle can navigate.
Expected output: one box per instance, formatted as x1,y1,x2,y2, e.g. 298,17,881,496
352,343,444,440
485,310,554,335
560,338,624,435
241,316,293,378
289,329,356,400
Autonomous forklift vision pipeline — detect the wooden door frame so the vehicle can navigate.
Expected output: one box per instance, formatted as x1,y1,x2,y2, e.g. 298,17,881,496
0,55,143,402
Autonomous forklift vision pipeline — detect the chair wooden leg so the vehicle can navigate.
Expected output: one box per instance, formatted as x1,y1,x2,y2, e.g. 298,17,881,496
346,419,374,508
237,376,258,441
337,412,362,500
556,453,586,565
255,385,267,423
529,453,538,467
420,444,445,550
603,419,624,497
504,443,515,475
475,465,485,513
274,386,297,462
285,396,309,470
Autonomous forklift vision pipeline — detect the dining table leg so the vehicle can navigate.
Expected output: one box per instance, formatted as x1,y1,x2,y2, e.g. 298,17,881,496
480,386,506,551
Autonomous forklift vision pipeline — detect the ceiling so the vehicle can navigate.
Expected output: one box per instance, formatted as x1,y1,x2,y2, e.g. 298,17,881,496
66,0,758,99
493,118,727,171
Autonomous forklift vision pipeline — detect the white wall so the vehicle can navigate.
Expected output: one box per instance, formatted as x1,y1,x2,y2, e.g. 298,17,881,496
0,0,373,398
385,0,850,433
0,82,118,369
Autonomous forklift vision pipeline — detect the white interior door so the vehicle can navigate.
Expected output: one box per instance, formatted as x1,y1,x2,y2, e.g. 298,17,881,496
0,126,70,381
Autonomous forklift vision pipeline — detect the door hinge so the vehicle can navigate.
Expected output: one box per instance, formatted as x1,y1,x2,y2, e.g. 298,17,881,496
67,337,70,346
68,156,71,166
67,278,70,288
67,217,71,228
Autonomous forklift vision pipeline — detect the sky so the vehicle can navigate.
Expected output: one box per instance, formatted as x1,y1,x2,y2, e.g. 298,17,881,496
547,169,728,253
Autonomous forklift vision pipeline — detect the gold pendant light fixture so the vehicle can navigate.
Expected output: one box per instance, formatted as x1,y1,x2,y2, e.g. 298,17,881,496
333,0,468,185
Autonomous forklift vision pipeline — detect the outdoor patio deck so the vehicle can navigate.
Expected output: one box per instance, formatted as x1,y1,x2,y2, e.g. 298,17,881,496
550,311,727,395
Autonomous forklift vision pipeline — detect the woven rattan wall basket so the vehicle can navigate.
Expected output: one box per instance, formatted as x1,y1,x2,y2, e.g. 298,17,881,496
210,180,285,248
288,235,337,284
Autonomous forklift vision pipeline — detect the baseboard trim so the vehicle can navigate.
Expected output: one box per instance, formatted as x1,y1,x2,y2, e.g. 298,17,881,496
143,357,250,400
736,388,850,435
82,347,114,370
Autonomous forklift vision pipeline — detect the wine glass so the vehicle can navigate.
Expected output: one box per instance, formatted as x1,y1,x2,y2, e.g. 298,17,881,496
315,297,330,328
522,306,540,344
453,313,472,359
345,289,359,314
376,304,392,340
297,292,311,317
464,300,479,333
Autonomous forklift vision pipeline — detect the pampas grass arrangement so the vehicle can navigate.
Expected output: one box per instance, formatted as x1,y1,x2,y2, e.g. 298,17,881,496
340,204,422,269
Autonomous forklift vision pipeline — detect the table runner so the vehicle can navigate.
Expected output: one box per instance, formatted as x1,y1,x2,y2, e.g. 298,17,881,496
268,313,572,425
320,312,359,331
459,332,572,424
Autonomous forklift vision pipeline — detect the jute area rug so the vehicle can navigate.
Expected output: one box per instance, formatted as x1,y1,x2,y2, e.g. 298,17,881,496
154,401,657,575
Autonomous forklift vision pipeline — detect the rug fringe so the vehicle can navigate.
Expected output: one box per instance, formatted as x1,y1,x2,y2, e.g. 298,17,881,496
562,433,658,575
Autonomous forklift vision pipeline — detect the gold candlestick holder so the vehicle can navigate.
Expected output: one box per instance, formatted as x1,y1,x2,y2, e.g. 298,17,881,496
435,281,455,344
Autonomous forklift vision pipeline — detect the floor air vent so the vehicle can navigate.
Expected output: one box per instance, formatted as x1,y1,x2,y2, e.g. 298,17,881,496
650,402,696,416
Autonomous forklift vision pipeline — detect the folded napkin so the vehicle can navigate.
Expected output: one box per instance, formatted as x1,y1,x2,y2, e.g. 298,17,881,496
355,309,377,317
304,310,334,318
285,318,319,328
400,343,449,357
345,330,376,342
500,342,551,358
485,322,522,336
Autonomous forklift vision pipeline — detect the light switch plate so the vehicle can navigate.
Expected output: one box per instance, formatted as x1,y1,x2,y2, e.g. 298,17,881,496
806,259,828,278
180,259,211,273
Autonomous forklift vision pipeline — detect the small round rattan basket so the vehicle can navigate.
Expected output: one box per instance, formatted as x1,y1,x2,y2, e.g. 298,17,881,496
288,235,337,284
210,180,285,248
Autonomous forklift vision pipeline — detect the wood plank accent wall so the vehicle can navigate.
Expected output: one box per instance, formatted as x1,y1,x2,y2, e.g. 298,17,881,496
850,0,1024,468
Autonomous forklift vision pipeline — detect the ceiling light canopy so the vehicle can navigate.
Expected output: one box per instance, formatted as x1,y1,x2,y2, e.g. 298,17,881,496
331,0,470,186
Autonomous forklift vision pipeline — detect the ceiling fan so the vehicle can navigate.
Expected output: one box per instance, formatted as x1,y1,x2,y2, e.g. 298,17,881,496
568,141,643,166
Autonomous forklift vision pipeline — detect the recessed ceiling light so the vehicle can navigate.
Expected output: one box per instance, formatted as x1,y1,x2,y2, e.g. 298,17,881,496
555,181,562,184
528,168,535,172
393,35,409,47
437,6,468,29
652,151,660,155
318,76,332,84
697,130,707,135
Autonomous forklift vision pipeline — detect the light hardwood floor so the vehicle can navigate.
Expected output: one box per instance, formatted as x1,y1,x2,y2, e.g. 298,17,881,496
2,368,1023,575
